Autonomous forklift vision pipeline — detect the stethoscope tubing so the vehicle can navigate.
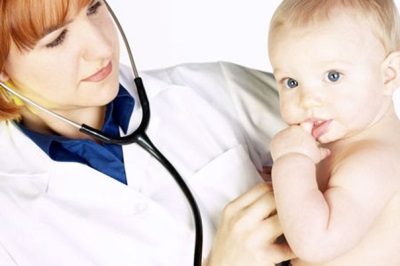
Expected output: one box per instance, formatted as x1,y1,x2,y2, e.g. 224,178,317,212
0,1,204,265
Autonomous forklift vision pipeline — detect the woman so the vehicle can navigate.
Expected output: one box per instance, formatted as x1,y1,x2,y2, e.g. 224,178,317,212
0,0,293,265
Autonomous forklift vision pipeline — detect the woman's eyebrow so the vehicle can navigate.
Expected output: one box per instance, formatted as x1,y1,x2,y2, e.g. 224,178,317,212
44,19,73,36
43,0,96,36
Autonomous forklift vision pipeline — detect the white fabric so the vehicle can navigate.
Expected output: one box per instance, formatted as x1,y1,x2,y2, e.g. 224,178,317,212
0,61,285,266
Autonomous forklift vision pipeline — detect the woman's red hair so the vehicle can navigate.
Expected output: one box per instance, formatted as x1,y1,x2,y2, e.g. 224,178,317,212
0,0,91,120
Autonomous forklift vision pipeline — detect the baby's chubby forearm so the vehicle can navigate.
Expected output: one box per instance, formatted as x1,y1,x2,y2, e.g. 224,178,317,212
271,125,335,262
272,153,332,262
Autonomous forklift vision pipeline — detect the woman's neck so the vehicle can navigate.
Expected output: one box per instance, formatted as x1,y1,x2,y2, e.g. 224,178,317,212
19,105,106,142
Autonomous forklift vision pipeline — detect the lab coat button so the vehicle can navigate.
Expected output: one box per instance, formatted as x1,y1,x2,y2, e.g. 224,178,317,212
133,202,148,216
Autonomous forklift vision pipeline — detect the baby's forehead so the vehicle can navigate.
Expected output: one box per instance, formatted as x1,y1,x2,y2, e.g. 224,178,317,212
272,5,389,50
271,10,378,47
269,20,385,73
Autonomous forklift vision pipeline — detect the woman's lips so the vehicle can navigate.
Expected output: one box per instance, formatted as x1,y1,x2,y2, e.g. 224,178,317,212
82,62,112,82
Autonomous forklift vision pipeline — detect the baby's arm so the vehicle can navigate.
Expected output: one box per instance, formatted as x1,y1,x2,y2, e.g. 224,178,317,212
270,125,396,263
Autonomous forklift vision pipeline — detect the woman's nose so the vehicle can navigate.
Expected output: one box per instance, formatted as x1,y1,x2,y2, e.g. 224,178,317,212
80,21,114,61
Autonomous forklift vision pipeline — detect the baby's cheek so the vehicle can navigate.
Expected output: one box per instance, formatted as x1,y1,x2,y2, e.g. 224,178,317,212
279,103,297,124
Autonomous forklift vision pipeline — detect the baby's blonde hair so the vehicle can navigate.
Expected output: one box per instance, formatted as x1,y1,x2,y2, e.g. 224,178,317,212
269,0,400,53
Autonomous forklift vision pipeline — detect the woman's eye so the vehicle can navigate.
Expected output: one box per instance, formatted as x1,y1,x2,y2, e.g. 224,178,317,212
46,30,68,48
327,71,341,82
87,1,103,15
284,78,299,89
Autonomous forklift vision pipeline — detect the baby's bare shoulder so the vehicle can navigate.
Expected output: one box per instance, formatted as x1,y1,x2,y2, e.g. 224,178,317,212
331,138,400,182
326,138,400,212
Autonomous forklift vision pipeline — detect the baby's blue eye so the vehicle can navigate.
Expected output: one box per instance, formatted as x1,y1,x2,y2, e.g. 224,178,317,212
285,78,298,88
327,71,341,82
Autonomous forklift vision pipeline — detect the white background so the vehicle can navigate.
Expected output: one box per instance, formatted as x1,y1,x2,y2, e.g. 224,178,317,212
106,0,400,73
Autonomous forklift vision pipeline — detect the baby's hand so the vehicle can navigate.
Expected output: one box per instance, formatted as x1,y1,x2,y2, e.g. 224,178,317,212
270,124,330,164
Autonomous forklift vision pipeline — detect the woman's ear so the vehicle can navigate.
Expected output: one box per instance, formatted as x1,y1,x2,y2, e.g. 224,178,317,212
382,51,400,95
0,71,9,82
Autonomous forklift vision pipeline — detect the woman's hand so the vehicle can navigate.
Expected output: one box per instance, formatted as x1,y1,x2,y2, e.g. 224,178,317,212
205,183,295,266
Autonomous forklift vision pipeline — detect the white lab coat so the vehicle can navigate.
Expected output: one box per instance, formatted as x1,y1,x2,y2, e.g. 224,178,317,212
0,62,285,266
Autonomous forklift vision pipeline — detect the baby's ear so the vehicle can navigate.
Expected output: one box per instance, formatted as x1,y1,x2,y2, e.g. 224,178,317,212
382,51,400,95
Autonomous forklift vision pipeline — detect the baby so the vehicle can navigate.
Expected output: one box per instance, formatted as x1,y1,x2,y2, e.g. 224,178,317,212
268,0,400,265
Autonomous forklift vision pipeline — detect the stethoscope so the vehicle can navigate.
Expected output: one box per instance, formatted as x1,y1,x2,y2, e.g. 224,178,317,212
0,1,203,265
